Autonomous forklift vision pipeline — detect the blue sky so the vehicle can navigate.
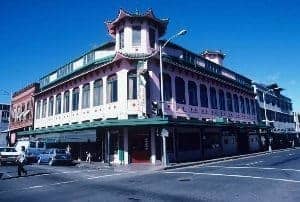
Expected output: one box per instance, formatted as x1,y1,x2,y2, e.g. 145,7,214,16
0,0,299,111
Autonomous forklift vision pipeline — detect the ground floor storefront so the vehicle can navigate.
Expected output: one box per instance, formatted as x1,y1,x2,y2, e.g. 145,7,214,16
17,118,269,165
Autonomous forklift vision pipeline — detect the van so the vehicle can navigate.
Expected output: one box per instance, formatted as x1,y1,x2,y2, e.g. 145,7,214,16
15,140,46,163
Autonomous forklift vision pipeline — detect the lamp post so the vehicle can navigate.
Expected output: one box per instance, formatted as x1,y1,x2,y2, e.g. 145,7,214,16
159,29,187,167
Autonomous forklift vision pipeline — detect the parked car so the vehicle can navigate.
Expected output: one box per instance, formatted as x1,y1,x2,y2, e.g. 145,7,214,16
15,140,46,163
0,147,19,166
37,148,72,166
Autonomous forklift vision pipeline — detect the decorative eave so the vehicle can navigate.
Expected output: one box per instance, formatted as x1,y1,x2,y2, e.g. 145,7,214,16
105,9,169,38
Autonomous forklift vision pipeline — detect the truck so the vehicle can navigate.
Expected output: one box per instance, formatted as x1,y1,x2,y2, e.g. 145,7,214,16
15,140,46,163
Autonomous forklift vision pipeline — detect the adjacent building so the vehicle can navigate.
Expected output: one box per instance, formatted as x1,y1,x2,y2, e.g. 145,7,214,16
9,83,39,146
18,9,265,164
0,103,10,146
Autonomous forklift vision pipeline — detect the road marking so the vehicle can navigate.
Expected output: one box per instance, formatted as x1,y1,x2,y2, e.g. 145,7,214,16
49,180,76,186
87,172,132,180
205,165,300,172
27,185,44,189
164,171,300,183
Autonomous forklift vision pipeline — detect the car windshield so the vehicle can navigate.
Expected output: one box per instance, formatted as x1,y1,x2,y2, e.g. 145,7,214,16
0,147,17,152
56,149,66,154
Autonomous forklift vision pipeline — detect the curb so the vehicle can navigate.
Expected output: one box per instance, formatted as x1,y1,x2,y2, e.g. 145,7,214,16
163,147,297,170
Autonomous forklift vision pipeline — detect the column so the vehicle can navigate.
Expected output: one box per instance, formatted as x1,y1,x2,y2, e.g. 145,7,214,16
123,128,129,165
79,84,83,110
69,88,73,113
60,91,64,125
46,97,49,117
90,80,94,108
39,99,43,119
117,69,128,119
150,128,156,164
102,76,107,119
171,75,176,113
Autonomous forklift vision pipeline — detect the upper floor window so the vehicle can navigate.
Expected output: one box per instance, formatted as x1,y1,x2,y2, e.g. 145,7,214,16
210,87,218,109
240,96,245,114
250,99,256,115
200,84,208,108
188,81,198,106
226,92,233,112
219,90,225,110
233,94,239,113
107,74,118,103
63,91,70,113
175,77,186,104
132,26,141,46
41,99,47,118
245,98,251,114
149,28,155,48
72,88,79,111
48,96,54,116
94,79,103,106
36,100,41,119
163,73,172,102
128,70,137,100
119,28,124,49
55,94,61,114
82,83,90,109
83,52,95,65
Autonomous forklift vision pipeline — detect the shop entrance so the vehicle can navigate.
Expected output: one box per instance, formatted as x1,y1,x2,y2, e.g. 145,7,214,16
129,133,151,163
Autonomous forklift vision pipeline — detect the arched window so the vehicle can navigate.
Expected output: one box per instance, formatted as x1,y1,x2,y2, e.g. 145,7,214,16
226,92,233,112
251,99,256,115
42,99,47,118
55,94,61,114
233,94,239,113
72,88,79,111
63,91,70,113
245,98,251,114
82,83,90,109
200,84,208,108
240,96,245,114
93,79,103,106
210,87,218,109
175,77,186,104
188,81,198,106
219,90,225,110
36,100,41,119
48,96,54,116
163,73,172,102
128,70,137,100
107,74,118,103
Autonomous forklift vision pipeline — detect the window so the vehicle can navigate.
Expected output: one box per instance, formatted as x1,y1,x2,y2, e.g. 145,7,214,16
210,87,218,109
83,52,95,65
72,88,79,111
63,91,70,113
175,77,186,104
82,83,90,109
219,90,225,110
107,74,118,103
48,96,54,116
149,28,155,48
55,94,61,114
200,84,208,108
233,94,239,113
250,99,256,115
226,92,233,112
36,100,41,119
245,98,250,114
128,70,137,99
93,79,103,106
188,81,198,106
42,99,47,118
132,26,141,46
163,73,172,101
119,28,124,49
240,96,245,114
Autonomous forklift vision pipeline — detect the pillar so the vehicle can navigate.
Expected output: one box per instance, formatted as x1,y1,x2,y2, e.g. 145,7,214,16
151,128,156,164
79,84,83,110
69,88,73,112
124,128,129,165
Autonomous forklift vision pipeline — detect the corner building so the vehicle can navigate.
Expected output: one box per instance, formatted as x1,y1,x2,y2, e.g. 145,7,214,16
18,9,263,164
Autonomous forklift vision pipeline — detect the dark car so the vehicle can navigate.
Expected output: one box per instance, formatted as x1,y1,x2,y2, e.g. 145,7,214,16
37,148,72,166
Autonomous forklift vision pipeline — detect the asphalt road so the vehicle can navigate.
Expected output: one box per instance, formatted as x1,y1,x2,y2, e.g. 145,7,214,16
1,149,300,202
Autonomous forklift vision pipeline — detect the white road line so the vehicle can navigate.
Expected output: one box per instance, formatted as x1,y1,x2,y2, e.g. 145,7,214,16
49,180,76,186
87,172,129,180
205,165,300,172
27,185,44,189
164,171,300,183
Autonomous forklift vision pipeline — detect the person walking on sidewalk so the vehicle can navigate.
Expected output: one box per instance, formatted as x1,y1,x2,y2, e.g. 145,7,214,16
16,146,27,177
86,151,92,164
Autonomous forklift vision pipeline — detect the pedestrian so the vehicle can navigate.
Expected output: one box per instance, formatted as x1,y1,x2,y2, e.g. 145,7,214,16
16,146,27,177
86,151,91,164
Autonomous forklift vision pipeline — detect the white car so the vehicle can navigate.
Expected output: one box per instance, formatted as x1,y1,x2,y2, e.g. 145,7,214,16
0,147,19,166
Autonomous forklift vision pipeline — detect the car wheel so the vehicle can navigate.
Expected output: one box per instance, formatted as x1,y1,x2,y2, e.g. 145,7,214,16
49,159,54,166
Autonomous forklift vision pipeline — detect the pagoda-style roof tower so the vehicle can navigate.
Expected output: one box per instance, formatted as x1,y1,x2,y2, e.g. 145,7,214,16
106,9,169,38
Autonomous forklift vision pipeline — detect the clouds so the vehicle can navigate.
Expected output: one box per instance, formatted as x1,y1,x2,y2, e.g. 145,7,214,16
266,72,281,83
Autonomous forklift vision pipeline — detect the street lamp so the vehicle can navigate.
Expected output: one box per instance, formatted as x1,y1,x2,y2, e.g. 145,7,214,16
159,29,187,119
159,29,187,167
